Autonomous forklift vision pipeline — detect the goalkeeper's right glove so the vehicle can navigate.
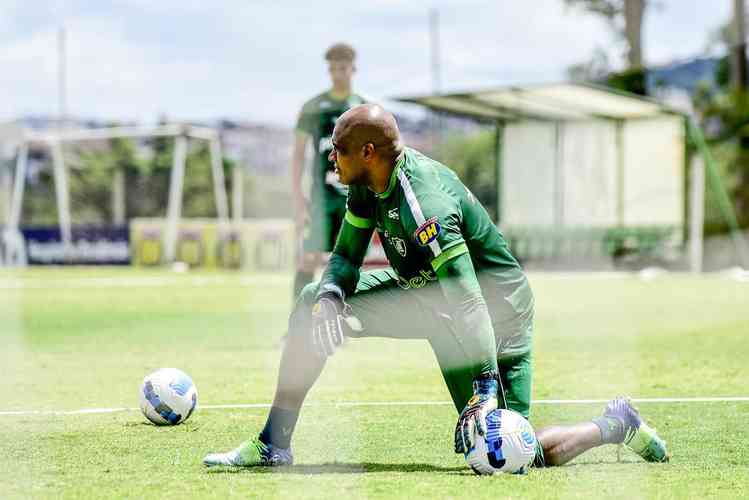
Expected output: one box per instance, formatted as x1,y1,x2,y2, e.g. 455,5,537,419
311,293,360,360
454,372,500,454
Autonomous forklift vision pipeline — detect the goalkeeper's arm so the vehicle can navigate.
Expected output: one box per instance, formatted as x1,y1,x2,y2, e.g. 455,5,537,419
434,251,498,377
316,211,374,300
433,251,500,453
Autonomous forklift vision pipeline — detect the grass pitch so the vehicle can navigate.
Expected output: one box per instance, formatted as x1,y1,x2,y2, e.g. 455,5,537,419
1,268,749,499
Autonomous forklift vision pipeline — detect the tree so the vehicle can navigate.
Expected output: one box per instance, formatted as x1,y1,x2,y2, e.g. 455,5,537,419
564,0,648,68
436,130,497,221
21,148,58,225
133,128,228,218
567,47,611,82
74,135,144,224
181,140,234,218
74,132,234,222
564,1,652,95
693,2,749,230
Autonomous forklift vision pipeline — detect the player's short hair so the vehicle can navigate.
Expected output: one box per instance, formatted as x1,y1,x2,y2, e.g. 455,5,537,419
325,43,356,63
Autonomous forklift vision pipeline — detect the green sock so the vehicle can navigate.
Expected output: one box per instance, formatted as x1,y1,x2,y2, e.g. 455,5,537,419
259,406,299,449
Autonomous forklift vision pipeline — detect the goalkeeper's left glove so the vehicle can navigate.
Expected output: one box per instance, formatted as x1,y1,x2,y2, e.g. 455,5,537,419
454,372,500,454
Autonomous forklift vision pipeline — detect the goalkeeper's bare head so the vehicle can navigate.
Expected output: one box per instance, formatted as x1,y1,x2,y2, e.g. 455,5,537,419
329,104,404,191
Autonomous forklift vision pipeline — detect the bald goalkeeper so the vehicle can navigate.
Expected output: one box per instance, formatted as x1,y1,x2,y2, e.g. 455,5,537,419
203,105,669,469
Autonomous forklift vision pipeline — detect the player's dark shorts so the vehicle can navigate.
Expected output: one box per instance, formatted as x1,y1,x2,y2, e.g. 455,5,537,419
302,195,347,253
291,267,541,463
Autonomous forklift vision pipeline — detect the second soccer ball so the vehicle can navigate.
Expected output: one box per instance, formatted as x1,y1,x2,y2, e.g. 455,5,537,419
139,368,198,425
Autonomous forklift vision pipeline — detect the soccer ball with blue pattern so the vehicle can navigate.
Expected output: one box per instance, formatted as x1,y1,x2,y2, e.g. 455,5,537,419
464,408,537,475
139,368,197,425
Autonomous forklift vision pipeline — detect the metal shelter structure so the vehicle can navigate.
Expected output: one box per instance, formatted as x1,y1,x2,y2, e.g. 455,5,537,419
396,82,747,271
2,124,230,266
397,82,681,121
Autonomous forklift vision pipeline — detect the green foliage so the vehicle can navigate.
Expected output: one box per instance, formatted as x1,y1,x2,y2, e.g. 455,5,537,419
698,140,742,235
564,0,648,72
22,131,235,225
606,67,647,95
133,136,234,219
182,141,233,218
73,136,143,223
2,269,749,498
564,0,620,20
693,82,749,229
435,130,497,220
128,134,170,218
568,47,611,82
21,161,57,225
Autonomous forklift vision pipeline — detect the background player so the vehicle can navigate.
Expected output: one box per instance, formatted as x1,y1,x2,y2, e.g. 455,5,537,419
291,42,367,298
205,104,668,469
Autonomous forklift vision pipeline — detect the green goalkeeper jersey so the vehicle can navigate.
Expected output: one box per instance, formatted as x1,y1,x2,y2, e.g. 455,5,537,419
319,147,532,376
296,91,367,207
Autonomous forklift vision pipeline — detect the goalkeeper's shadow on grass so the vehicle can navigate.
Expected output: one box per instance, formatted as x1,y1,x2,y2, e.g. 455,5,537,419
205,462,470,475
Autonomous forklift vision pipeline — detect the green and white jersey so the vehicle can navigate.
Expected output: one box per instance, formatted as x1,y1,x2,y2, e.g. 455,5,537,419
344,148,521,288
319,147,531,374
296,91,367,206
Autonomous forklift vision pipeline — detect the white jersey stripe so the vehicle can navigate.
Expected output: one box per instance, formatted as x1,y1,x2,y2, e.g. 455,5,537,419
397,169,442,258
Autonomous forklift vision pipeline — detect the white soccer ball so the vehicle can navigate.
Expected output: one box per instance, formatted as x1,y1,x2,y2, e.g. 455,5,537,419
139,368,197,425
464,408,537,475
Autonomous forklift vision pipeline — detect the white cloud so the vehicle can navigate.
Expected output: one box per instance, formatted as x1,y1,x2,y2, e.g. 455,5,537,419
0,0,736,126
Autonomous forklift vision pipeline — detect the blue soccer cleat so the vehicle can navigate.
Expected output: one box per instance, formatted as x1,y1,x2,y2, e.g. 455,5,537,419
603,397,669,463
202,437,293,468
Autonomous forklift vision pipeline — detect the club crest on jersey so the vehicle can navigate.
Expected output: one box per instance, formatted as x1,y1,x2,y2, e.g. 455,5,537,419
389,236,407,257
414,217,441,246
387,208,399,220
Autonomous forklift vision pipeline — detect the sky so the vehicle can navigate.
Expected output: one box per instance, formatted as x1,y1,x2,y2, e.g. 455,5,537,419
0,0,735,126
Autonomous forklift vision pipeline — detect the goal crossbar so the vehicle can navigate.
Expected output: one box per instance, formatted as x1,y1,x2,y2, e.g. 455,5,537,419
3,123,230,266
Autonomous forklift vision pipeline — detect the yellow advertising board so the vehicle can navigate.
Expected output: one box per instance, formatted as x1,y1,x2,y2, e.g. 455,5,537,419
130,218,295,270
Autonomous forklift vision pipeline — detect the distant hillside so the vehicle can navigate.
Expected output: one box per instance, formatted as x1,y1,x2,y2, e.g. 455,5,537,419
646,56,720,94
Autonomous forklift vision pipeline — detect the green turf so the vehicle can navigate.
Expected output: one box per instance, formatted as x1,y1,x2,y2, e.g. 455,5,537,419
1,268,748,499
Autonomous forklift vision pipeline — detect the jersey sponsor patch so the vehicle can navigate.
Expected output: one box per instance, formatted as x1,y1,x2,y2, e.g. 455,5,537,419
394,269,437,290
414,217,441,246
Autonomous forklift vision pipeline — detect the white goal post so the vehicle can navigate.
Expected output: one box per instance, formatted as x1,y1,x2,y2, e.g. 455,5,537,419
2,124,231,266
